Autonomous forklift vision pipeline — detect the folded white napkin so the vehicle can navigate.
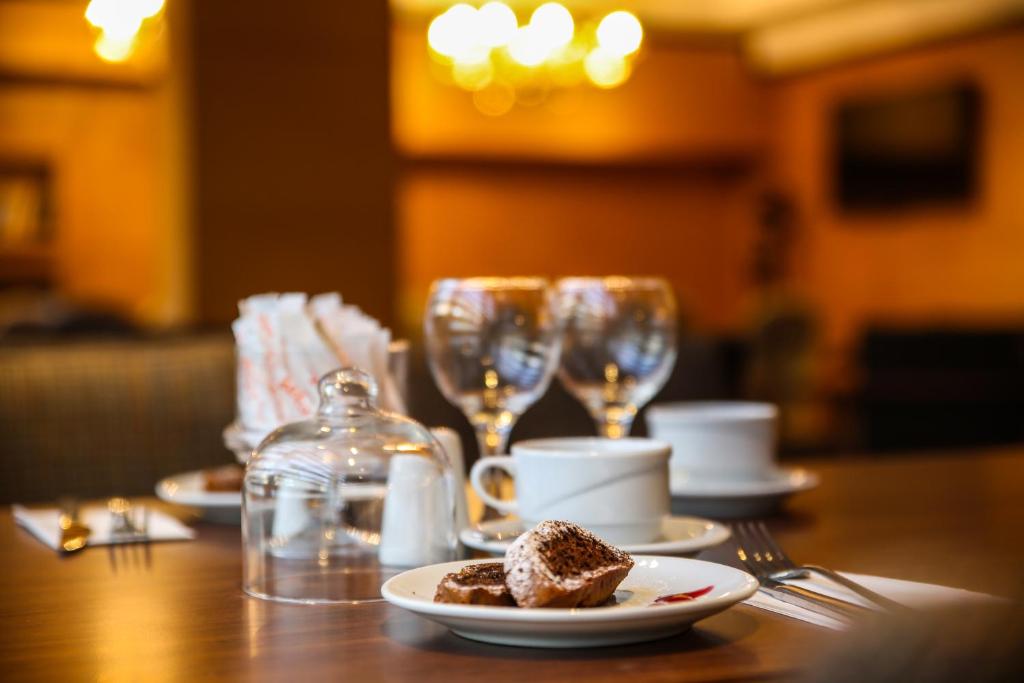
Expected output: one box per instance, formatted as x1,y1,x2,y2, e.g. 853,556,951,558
12,504,195,550
230,291,406,456
745,571,1000,630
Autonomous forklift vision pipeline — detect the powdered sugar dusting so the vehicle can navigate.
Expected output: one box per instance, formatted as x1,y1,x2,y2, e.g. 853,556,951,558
504,520,634,608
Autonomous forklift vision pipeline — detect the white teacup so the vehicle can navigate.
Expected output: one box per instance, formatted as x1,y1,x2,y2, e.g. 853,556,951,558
645,402,778,482
469,437,670,544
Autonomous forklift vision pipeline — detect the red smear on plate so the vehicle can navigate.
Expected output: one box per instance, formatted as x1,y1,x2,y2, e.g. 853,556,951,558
653,585,714,605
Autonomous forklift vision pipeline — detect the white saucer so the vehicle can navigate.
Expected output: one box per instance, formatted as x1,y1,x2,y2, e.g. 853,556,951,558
381,556,757,648
155,470,241,524
669,467,819,519
460,516,730,557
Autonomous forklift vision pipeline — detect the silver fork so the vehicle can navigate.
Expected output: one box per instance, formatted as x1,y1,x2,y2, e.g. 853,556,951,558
108,497,148,540
107,498,151,572
733,521,874,622
736,521,905,612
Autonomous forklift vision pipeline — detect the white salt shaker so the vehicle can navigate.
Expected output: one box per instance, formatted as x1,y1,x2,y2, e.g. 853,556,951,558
430,427,469,532
379,455,449,567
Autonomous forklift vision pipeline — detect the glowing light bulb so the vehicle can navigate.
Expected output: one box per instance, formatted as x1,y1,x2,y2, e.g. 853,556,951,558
421,1,647,111
94,33,136,63
106,16,143,41
427,4,479,59
139,0,165,20
507,26,548,67
584,47,630,88
530,2,574,50
85,0,151,39
85,0,115,28
596,11,643,57
477,2,517,48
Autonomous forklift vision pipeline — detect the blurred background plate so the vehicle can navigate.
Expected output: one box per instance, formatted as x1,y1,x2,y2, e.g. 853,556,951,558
670,468,820,519
155,470,241,524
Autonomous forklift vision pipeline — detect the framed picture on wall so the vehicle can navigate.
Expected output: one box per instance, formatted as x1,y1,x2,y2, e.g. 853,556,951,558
0,163,53,246
833,81,982,211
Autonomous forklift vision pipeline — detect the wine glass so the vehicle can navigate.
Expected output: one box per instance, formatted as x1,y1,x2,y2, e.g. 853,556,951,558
556,277,677,438
424,278,562,516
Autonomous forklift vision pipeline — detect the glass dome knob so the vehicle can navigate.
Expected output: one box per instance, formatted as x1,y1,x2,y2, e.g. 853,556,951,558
318,367,379,414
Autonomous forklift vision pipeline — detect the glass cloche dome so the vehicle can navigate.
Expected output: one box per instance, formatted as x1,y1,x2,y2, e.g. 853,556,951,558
243,367,458,604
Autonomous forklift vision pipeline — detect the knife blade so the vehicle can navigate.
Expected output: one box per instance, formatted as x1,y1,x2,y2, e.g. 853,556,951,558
58,499,91,553
756,576,873,623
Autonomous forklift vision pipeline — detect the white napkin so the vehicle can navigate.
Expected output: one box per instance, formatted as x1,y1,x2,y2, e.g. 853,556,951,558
745,571,1001,630
12,504,196,550
229,291,406,460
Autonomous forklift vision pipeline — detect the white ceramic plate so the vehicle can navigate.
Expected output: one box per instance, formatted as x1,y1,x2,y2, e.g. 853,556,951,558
155,470,241,523
382,556,757,648
460,516,730,557
669,467,819,519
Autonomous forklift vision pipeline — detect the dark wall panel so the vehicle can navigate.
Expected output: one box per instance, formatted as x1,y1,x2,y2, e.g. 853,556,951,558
191,0,394,325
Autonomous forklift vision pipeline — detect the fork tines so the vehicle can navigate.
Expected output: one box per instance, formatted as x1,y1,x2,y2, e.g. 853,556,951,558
731,520,793,577
108,498,151,544
107,498,152,573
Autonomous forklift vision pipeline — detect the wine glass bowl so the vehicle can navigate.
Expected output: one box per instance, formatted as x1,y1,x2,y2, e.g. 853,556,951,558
424,277,562,458
556,276,678,438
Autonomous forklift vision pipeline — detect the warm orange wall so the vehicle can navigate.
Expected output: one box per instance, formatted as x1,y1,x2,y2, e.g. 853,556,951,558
0,1,188,326
0,87,177,323
769,28,1024,356
392,25,769,337
0,1,164,84
392,23,768,162
395,165,761,338
395,23,1024,354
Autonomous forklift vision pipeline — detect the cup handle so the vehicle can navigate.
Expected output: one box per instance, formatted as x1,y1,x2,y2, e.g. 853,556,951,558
469,457,518,515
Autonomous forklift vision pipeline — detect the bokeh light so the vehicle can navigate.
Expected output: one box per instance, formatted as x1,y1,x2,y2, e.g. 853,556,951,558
425,3,644,112
84,0,165,63
530,3,574,51
477,2,518,48
138,0,165,19
86,2,142,41
584,47,630,88
596,11,643,57
93,33,136,63
453,56,495,91
428,4,481,59
508,26,550,67
473,82,516,116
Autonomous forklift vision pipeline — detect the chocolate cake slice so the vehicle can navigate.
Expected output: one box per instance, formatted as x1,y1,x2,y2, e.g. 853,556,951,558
504,520,634,608
434,562,516,606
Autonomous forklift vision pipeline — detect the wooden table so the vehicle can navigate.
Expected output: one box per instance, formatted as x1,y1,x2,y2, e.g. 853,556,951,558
2,447,1023,682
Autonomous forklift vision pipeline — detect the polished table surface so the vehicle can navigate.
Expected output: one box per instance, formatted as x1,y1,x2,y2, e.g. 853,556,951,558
3,447,1024,682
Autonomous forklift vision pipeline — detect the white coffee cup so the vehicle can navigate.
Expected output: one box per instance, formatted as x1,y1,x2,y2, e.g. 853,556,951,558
469,437,670,544
645,402,778,482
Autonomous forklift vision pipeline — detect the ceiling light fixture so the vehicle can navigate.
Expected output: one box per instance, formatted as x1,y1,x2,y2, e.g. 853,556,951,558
426,2,644,115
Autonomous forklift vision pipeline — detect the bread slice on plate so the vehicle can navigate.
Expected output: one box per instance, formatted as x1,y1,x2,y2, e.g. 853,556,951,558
434,562,516,606
504,520,634,608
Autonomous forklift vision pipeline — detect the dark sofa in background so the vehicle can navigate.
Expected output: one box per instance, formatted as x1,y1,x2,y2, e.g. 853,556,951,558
3,325,1022,505
0,335,236,503
0,332,735,504
856,327,1024,451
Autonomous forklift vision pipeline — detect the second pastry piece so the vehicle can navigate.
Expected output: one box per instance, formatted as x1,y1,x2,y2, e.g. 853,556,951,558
504,520,634,608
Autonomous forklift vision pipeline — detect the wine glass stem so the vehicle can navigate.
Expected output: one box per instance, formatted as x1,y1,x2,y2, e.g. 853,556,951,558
475,424,512,521
596,416,634,439
475,426,511,458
